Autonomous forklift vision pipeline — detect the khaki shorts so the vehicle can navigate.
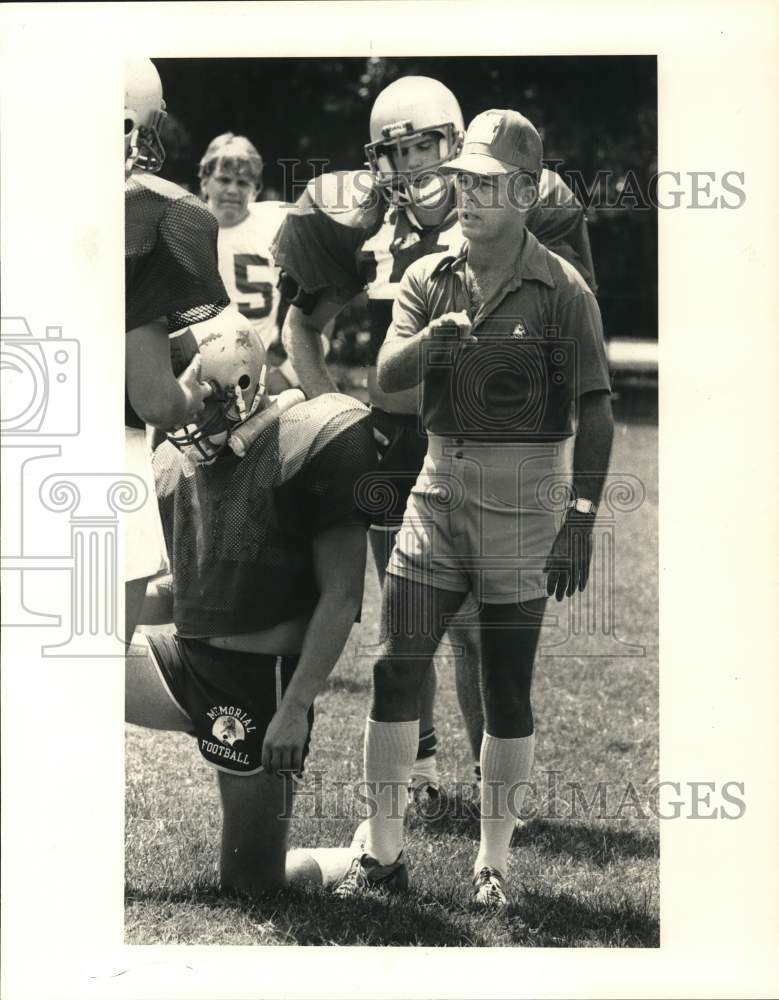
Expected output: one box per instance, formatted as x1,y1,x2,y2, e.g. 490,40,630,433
388,434,572,604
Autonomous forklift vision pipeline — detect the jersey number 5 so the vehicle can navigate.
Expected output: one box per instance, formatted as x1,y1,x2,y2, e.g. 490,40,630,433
234,253,273,320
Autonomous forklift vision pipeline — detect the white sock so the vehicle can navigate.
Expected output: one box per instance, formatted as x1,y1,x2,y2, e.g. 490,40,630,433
409,752,439,785
362,718,418,865
475,732,535,877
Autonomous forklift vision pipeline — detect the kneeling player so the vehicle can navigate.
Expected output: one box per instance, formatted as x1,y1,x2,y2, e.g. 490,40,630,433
125,306,376,897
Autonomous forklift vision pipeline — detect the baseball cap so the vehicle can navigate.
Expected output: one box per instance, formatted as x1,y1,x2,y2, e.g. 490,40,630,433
442,109,543,176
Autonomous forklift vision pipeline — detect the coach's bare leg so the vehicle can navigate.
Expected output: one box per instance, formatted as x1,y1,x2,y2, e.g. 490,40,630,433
370,527,437,757
474,598,547,879
450,618,485,763
218,769,293,896
362,575,465,864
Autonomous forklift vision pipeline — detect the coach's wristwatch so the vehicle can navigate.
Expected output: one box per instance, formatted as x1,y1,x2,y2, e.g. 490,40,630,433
566,498,598,515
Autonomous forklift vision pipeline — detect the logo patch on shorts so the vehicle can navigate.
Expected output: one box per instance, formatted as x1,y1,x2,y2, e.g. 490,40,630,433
206,705,257,746
212,715,245,747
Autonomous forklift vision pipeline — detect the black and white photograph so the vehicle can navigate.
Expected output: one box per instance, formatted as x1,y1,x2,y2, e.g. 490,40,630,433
123,54,659,946
1,3,777,998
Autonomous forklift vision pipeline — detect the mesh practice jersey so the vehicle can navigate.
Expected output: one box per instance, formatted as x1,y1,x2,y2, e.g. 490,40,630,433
153,394,376,638
125,171,228,427
216,200,292,350
271,167,596,365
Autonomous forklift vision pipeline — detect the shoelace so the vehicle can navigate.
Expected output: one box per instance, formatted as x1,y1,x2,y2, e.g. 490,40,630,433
475,867,507,903
334,856,368,896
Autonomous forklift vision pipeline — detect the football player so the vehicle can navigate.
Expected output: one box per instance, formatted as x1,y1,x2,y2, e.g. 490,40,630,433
124,58,228,644
126,306,376,897
198,132,327,394
271,75,597,804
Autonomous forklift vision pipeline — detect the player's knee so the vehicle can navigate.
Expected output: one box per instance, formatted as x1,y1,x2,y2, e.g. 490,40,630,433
482,686,533,738
374,654,421,696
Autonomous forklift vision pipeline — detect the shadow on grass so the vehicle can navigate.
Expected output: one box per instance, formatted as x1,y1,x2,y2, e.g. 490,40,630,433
516,818,659,866
126,884,485,946
509,884,659,947
408,797,658,867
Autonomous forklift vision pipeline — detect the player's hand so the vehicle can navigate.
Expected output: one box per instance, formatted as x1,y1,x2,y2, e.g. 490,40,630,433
177,353,213,425
261,704,309,777
543,510,596,601
425,310,477,344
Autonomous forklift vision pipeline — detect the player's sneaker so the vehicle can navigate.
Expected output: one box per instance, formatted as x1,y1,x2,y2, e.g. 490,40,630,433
333,852,409,898
409,777,445,824
472,866,509,911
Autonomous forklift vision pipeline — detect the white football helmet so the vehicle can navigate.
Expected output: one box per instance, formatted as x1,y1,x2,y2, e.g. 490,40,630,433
167,306,268,463
124,58,167,174
365,76,464,207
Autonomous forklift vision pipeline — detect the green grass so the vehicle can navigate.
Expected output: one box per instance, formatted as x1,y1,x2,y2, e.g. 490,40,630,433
125,396,658,947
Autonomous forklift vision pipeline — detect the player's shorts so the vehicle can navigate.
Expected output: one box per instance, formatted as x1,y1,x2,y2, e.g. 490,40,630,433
145,629,315,776
361,407,429,530
125,425,168,582
388,434,573,605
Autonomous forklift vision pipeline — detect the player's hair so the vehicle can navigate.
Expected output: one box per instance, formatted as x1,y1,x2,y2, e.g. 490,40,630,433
198,132,264,187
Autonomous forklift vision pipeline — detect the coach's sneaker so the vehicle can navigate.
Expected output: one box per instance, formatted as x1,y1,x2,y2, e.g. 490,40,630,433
472,866,509,911
333,852,409,898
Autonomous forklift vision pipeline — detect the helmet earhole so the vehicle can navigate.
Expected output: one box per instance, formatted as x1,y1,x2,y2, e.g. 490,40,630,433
238,374,251,390
124,118,135,136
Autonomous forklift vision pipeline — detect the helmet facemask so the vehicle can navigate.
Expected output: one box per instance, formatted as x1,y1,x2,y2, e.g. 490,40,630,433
124,103,167,174
167,370,265,464
365,121,463,210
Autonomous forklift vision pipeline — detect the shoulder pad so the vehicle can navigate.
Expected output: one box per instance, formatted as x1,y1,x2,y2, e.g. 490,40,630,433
277,393,369,480
248,199,292,229
248,199,291,218
130,171,193,203
306,170,383,230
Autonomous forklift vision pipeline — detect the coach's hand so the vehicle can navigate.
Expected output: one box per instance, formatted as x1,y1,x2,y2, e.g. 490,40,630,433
261,704,309,777
425,310,477,344
543,510,596,601
177,354,213,425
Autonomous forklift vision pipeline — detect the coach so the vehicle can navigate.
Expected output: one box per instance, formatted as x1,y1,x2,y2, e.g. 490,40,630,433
336,110,614,908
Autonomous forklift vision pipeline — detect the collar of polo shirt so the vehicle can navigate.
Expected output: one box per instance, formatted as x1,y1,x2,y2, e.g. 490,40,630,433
441,229,556,291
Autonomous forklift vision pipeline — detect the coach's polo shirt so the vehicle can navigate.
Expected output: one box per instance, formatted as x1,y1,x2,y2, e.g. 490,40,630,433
385,228,611,441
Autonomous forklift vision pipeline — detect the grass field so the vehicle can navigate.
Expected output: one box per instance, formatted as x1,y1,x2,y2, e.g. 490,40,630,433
125,393,658,947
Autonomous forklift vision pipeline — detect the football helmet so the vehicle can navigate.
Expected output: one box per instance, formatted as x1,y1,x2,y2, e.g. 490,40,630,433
167,306,267,463
124,58,167,174
365,76,464,207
